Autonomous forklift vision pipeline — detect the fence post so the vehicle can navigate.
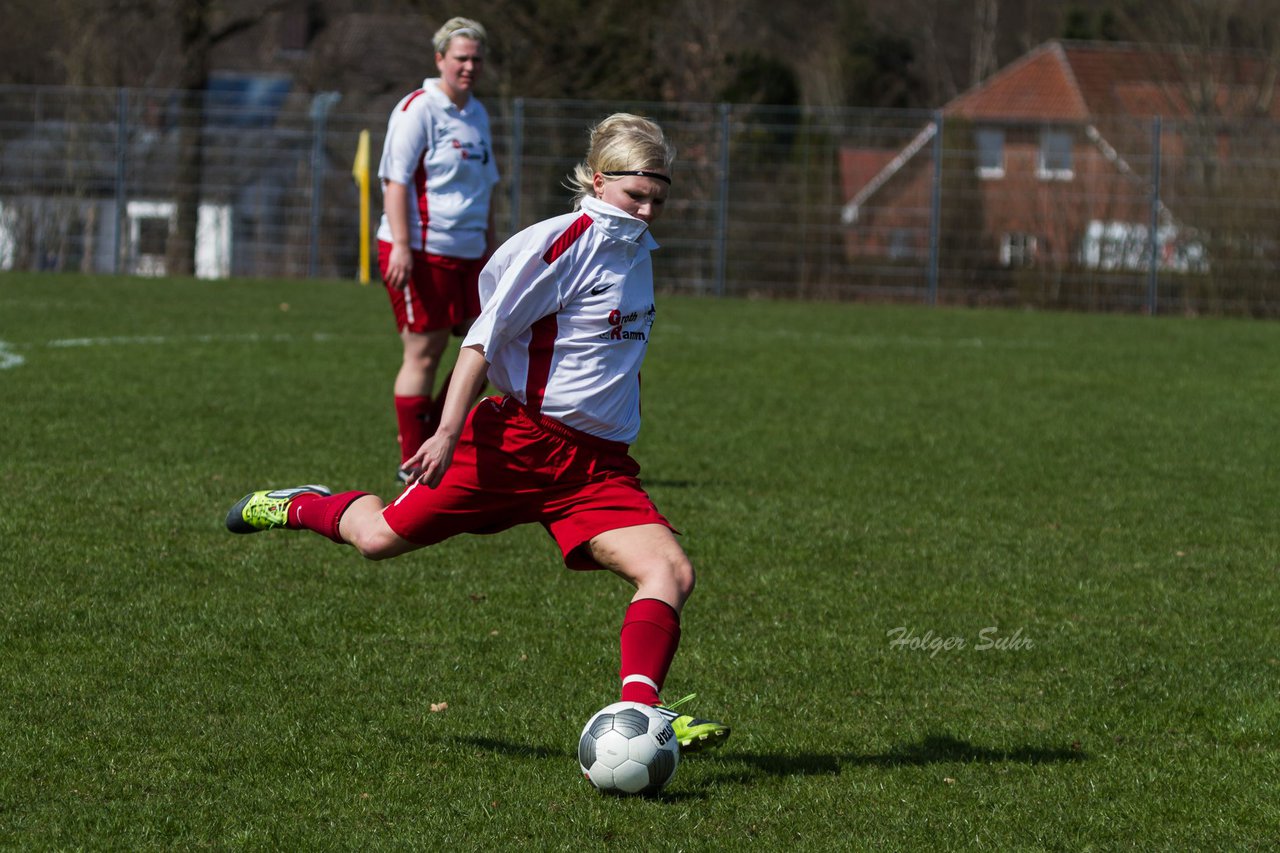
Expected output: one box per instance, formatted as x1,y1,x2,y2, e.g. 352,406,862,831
508,97,524,236
1147,115,1162,315
308,92,341,279
113,88,128,275
927,109,943,306
714,103,731,297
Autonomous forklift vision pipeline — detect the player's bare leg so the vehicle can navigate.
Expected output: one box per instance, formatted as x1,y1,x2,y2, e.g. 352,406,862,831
337,495,420,560
590,524,694,613
395,327,451,397
590,524,730,752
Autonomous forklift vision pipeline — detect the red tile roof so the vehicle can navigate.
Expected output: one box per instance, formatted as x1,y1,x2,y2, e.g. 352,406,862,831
948,42,1088,121
945,40,1280,121
841,39,1278,210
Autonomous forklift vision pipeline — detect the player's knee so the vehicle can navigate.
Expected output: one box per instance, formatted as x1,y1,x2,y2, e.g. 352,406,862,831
402,331,449,368
674,555,696,599
348,526,402,561
660,552,696,605
401,348,439,373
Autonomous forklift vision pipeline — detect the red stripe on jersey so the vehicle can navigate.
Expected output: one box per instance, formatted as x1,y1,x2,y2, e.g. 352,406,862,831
541,213,593,264
401,89,426,111
414,162,429,246
525,314,558,413
524,215,592,411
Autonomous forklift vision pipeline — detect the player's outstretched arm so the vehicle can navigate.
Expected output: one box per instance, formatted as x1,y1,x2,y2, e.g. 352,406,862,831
400,345,489,488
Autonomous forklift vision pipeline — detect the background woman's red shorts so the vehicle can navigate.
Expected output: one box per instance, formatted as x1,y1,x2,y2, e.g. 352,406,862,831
378,241,483,334
381,396,674,570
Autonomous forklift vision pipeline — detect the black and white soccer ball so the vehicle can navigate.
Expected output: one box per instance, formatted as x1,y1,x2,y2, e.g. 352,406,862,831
578,701,680,795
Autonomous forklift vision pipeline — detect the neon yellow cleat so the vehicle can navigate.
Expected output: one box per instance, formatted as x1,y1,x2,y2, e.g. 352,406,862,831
225,485,330,534
653,693,730,753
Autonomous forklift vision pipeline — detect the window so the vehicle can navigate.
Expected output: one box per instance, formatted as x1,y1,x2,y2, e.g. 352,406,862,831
975,128,1005,179
888,229,914,260
136,217,169,256
1038,128,1074,180
1000,232,1038,268
125,199,233,279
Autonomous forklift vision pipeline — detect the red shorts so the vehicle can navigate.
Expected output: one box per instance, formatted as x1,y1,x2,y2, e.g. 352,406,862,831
378,241,483,334
381,396,674,570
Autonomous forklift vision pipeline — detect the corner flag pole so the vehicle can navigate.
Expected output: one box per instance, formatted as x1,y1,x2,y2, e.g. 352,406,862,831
352,129,371,284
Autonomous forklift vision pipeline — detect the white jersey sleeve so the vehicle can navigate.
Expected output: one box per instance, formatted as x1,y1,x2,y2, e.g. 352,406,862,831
464,238,567,358
377,93,432,187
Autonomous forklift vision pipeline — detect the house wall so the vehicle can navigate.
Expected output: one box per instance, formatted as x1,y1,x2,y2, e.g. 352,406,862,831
978,128,1149,267
842,163,933,262
843,126,1158,271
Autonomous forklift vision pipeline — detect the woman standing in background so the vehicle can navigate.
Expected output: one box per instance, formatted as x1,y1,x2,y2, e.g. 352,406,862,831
376,16,499,483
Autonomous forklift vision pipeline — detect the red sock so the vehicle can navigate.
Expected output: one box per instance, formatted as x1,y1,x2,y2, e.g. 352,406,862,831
619,598,681,705
287,491,369,543
394,395,433,464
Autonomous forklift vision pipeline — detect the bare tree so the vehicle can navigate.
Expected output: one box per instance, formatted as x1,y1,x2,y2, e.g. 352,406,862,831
653,0,752,103
970,0,1000,87
165,0,289,276
1110,0,1280,302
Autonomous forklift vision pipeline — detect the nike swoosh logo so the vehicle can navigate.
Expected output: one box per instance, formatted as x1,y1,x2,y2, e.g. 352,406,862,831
590,283,615,295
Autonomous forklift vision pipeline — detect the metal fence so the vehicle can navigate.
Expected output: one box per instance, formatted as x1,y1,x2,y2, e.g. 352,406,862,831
2,84,1278,314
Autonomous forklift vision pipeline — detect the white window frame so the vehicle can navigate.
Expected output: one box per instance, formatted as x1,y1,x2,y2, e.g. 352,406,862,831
126,200,232,279
1037,128,1074,181
1000,232,1038,268
975,127,1005,179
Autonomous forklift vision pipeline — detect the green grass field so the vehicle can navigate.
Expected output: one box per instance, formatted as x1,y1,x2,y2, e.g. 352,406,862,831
2,272,1278,849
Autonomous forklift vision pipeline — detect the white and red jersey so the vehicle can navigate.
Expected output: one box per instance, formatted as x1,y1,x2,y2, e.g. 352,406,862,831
376,79,499,259
462,196,660,444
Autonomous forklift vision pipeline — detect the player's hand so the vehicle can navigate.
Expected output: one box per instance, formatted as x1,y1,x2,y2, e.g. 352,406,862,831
401,431,458,489
385,244,413,290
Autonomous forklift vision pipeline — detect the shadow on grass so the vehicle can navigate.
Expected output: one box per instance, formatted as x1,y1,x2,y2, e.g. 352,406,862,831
716,734,1087,780
458,732,1086,786
455,735,713,803
642,479,702,488
456,735,565,760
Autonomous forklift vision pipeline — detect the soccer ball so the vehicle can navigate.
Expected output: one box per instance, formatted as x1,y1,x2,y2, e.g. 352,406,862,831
578,701,680,795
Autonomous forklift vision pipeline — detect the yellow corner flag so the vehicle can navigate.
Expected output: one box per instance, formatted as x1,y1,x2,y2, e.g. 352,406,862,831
352,129,371,284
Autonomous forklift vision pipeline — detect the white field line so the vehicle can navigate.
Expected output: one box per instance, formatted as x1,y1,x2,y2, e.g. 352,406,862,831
0,332,339,369
2,327,1051,372
0,340,24,369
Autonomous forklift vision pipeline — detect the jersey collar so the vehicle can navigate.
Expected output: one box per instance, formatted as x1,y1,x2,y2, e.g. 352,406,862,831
580,197,659,249
422,78,471,114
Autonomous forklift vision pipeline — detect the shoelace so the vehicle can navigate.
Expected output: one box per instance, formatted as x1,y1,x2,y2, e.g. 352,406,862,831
655,693,701,722
246,496,290,526
661,693,698,713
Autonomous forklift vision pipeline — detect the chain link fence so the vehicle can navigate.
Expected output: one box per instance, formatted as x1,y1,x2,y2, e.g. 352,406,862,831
2,85,1277,314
